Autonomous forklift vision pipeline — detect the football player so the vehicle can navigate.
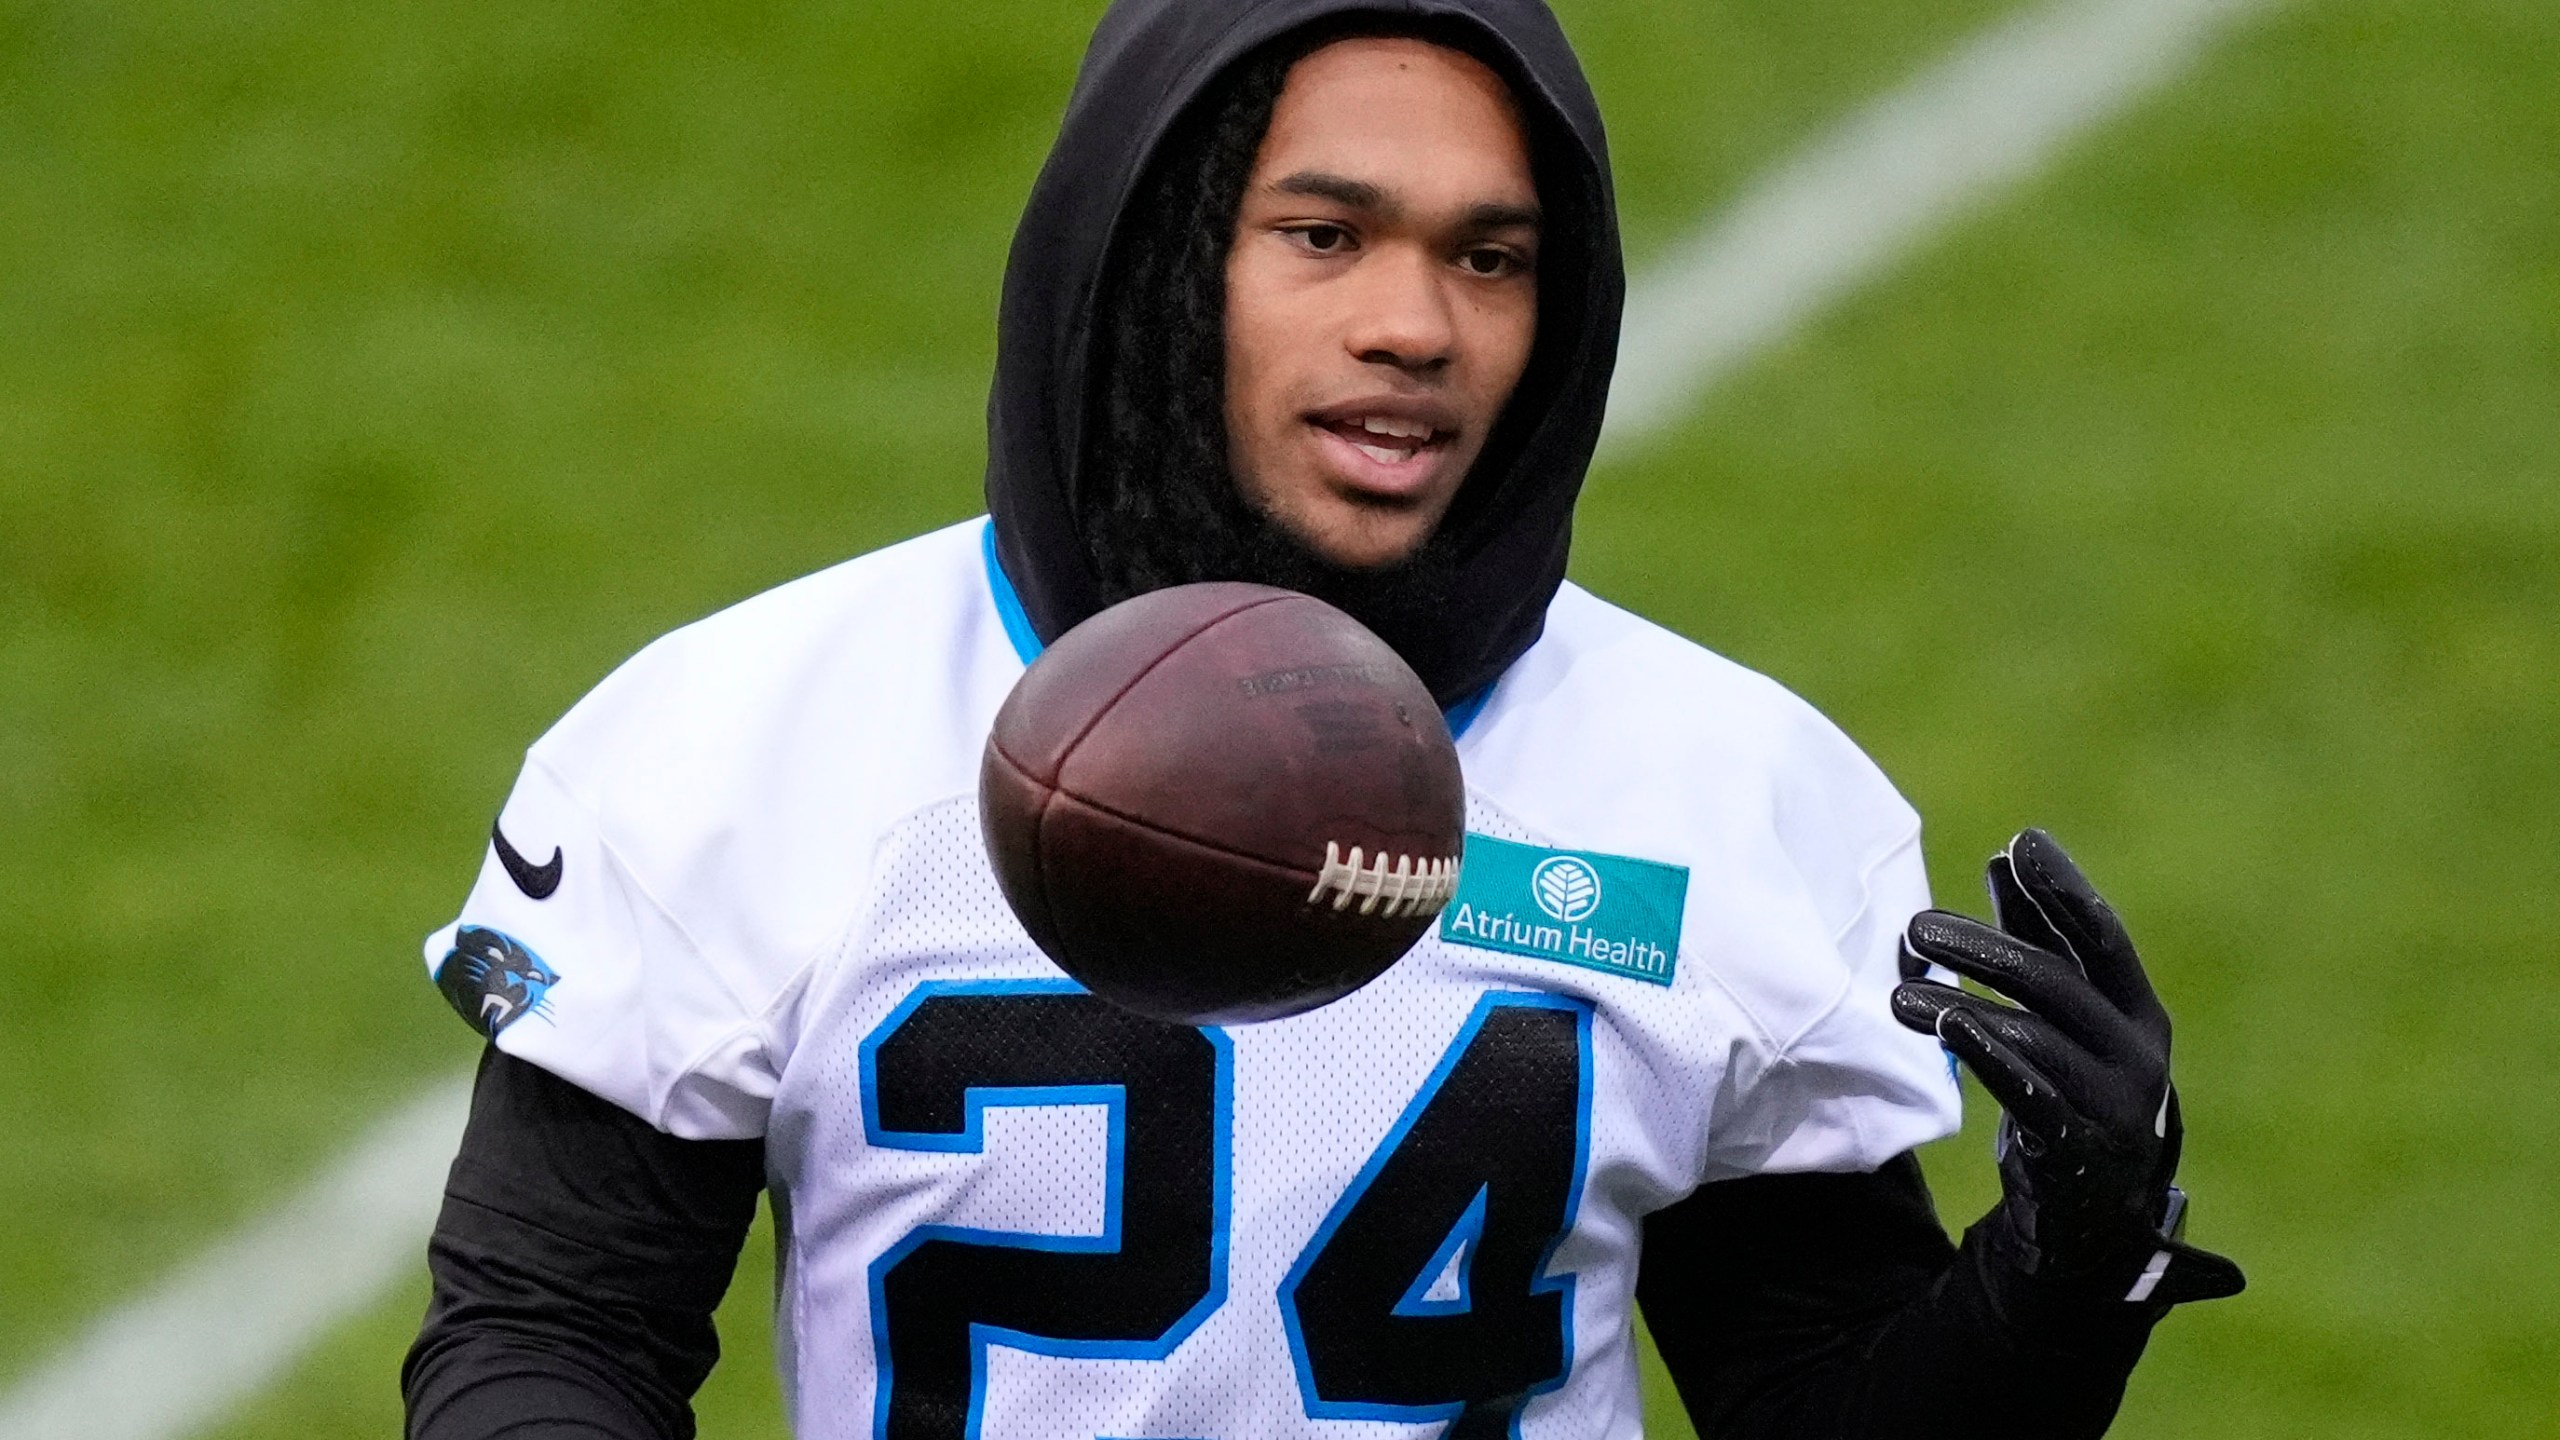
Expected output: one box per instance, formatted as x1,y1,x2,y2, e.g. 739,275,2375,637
405,1,2241,1437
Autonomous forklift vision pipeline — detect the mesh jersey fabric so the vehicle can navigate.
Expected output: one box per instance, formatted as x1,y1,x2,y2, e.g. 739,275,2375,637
424,518,1962,1438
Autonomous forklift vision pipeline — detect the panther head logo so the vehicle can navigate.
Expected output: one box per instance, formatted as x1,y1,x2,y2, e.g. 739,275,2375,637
436,925,560,1039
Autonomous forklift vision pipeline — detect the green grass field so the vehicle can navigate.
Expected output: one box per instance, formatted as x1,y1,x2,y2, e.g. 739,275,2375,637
4,0,2555,1435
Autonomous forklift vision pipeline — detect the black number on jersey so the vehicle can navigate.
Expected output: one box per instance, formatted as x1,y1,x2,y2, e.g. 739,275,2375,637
862,980,1228,1440
1281,992,1593,1439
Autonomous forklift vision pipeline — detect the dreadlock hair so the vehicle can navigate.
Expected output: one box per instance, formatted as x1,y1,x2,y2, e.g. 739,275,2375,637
1075,31,1299,606
1075,18,1593,696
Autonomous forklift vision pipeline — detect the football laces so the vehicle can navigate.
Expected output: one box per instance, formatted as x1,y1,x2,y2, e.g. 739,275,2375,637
1305,842,1461,919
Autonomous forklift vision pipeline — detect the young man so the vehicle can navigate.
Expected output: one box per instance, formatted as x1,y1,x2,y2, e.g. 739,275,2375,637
405,2,2241,1437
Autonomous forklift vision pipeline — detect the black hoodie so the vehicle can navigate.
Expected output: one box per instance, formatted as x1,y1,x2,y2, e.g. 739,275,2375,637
985,0,1623,706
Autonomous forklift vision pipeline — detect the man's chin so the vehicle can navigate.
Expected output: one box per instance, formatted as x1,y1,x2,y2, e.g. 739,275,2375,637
1263,506,1436,573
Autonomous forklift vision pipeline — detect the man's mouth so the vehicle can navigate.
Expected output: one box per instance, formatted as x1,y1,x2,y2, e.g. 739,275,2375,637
1318,413,1446,465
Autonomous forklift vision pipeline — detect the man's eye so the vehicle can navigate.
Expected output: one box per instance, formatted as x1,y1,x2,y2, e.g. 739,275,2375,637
1294,224,1351,253
1461,248,1522,277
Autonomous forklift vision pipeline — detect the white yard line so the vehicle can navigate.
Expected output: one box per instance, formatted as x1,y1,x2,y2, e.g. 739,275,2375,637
0,1076,472,1440
0,1,2272,1435
1600,0,2277,455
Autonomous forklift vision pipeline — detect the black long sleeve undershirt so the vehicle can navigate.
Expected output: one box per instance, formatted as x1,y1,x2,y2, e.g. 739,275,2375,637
1637,1153,2166,1438
404,1049,765,1440
408,1052,2162,1440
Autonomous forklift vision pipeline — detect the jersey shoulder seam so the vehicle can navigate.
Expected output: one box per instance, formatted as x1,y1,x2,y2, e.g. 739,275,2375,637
1767,821,1927,1067
1827,819,1924,950
646,789,991,1131
526,749,813,1131
751,784,984,1073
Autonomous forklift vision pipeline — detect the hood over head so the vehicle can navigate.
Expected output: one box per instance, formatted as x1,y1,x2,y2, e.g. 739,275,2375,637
985,0,1623,706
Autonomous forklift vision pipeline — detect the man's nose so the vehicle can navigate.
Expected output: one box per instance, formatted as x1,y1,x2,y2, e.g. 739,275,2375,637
1342,245,1457,376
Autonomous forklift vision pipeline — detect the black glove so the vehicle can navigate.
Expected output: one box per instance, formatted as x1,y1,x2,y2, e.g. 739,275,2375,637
1891,828,2244,1307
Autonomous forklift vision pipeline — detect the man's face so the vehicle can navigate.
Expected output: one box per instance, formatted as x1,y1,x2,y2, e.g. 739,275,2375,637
1224,36,1540,571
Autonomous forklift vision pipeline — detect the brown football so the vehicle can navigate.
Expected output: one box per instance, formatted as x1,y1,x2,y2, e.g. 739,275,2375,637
980,582,1465,1025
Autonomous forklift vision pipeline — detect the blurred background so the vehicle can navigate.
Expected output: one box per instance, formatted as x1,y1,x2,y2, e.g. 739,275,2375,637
2,0,2555,1436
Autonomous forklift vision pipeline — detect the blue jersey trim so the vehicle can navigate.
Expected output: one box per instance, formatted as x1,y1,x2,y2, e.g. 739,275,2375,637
980,519,1499,737
1442,682,1493,739
981,520,1046,667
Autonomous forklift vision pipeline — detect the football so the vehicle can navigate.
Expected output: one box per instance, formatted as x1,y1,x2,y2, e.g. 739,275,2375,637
980,583,1466,1025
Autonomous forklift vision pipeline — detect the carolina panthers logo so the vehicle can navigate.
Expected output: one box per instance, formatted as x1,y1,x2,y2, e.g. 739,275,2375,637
436,925,560,1039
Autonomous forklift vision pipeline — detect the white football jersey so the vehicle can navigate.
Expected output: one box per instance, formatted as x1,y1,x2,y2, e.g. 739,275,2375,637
426,518,1961,1440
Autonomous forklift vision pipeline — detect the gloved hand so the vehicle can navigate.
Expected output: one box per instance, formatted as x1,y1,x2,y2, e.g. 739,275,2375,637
1891,828,2244,1306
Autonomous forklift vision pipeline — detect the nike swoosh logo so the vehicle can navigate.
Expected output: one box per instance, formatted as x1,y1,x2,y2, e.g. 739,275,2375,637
492,820,563,900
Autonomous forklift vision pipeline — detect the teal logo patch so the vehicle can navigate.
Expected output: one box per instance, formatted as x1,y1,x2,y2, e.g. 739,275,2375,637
1439,834,1687,985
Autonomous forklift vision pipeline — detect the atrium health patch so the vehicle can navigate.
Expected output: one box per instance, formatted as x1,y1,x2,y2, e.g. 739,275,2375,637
1438,834,1687,986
